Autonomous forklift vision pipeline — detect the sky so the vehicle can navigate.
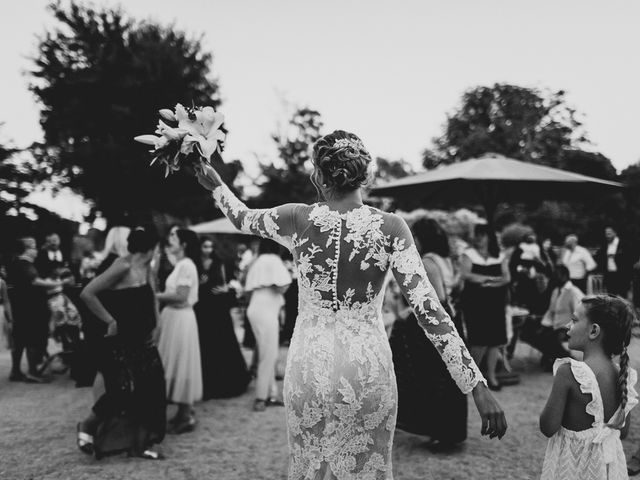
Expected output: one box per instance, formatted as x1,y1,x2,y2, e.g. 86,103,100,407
1,0,640,183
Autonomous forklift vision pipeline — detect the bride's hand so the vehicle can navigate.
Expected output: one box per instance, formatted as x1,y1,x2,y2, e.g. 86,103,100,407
472,383,507,439
195,161,222,191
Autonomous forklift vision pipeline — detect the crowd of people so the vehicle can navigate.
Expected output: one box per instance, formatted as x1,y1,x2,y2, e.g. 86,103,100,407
2,215,640,465
3,130,640,478
0,224,299,459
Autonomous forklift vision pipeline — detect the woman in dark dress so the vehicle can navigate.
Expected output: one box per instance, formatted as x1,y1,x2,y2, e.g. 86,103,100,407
76,227,166,460
390,218,468,451
195,237,250,399
461,224,510,391
74,226,131,387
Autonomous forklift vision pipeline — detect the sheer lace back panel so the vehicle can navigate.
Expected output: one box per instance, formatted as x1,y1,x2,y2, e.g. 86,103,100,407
298,204,394,312
213,184,485,479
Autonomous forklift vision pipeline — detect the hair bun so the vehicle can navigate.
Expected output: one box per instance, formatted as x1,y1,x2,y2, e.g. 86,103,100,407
313,130,372,193
332,168,349,188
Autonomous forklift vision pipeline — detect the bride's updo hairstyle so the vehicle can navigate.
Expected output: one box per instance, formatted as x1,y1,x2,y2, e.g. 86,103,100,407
312,130,372,196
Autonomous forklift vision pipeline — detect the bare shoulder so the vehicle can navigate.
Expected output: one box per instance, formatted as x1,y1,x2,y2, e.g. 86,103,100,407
554,361,580,393
108,256,132,273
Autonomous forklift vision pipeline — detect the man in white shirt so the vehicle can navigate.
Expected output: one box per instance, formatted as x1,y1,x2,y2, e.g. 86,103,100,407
560,234,597,293
539,265,584,370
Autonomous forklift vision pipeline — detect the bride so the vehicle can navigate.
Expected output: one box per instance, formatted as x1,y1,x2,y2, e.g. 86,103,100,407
196,130,506,479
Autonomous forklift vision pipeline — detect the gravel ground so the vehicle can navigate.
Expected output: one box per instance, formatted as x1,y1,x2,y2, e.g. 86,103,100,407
2,340,640,480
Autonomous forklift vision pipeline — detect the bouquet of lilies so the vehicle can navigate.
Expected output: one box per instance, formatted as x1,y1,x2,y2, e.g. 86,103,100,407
134,104,226,177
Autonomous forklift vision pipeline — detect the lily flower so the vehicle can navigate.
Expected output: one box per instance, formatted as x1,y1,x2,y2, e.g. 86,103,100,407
134,134,168,150
175,104,226,161
155,120,187,142
158,109,177,122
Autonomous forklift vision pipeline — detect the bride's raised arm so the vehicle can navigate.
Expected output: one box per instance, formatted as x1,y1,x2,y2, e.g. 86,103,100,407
196,162,302,248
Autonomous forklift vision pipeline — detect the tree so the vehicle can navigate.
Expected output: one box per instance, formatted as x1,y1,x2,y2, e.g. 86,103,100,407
618,161,640,246
423,84,588,168
374,157,414,183
0,127,55,218
561,149,618,181
30,1,234,222
419,83,624,245
254,107,324,206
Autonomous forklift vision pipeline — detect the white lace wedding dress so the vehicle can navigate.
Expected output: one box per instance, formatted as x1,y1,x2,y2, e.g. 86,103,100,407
212,184,486,480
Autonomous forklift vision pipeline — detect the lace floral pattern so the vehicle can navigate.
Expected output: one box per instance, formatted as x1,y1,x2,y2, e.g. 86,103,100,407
212,184,486,479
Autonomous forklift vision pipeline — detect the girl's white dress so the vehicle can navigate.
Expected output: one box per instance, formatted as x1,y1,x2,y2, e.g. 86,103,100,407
541,358,638,480
157,257,203,404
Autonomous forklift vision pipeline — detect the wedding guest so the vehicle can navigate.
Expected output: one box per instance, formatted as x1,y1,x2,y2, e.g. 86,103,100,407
280,256,299,346
97,226,131,275
244,238,291,412
596,226,632,297
461,224,510,391
538,266,584,371
540,238,558,275
195,236,249,400
77,226,166,460
509,232,546,309
391,218,468,450
74,226,132,388
560,234,596,294
8,237,68,382
156,227,202,433
35,232,67,279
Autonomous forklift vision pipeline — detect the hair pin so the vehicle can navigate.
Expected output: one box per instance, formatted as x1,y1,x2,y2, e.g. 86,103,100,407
333,138,365,150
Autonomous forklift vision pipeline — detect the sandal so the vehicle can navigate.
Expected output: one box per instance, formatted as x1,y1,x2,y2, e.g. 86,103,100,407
76,423,94,455
266,398,285,407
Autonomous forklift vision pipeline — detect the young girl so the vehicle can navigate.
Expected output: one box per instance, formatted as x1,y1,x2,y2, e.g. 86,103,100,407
540,294,638,480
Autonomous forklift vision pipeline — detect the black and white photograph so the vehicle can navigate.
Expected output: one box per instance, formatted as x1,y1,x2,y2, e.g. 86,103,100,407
1,1,640,479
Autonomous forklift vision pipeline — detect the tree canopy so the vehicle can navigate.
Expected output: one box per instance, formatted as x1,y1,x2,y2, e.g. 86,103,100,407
422,83,616,180
30,1,235,222
254,107,324,207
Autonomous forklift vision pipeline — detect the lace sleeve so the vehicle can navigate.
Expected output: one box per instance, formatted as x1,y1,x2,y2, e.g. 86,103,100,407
212,183,301,249
388,216,487,394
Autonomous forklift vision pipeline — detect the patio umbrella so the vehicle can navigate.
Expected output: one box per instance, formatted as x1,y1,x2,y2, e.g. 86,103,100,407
190,216,245,235
369,153,624,222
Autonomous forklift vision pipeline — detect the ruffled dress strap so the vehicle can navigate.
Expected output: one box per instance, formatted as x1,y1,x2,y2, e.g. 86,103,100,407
552,358,603,425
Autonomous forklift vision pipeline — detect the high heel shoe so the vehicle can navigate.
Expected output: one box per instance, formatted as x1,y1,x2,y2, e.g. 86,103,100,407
76,423,94,455
266,397,285,407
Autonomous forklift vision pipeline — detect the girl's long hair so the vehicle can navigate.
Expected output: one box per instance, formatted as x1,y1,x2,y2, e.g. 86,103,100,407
582,294,637,411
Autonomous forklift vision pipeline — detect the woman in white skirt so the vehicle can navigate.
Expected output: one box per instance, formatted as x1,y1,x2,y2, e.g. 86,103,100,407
245,239,291,412
156,227,202,433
